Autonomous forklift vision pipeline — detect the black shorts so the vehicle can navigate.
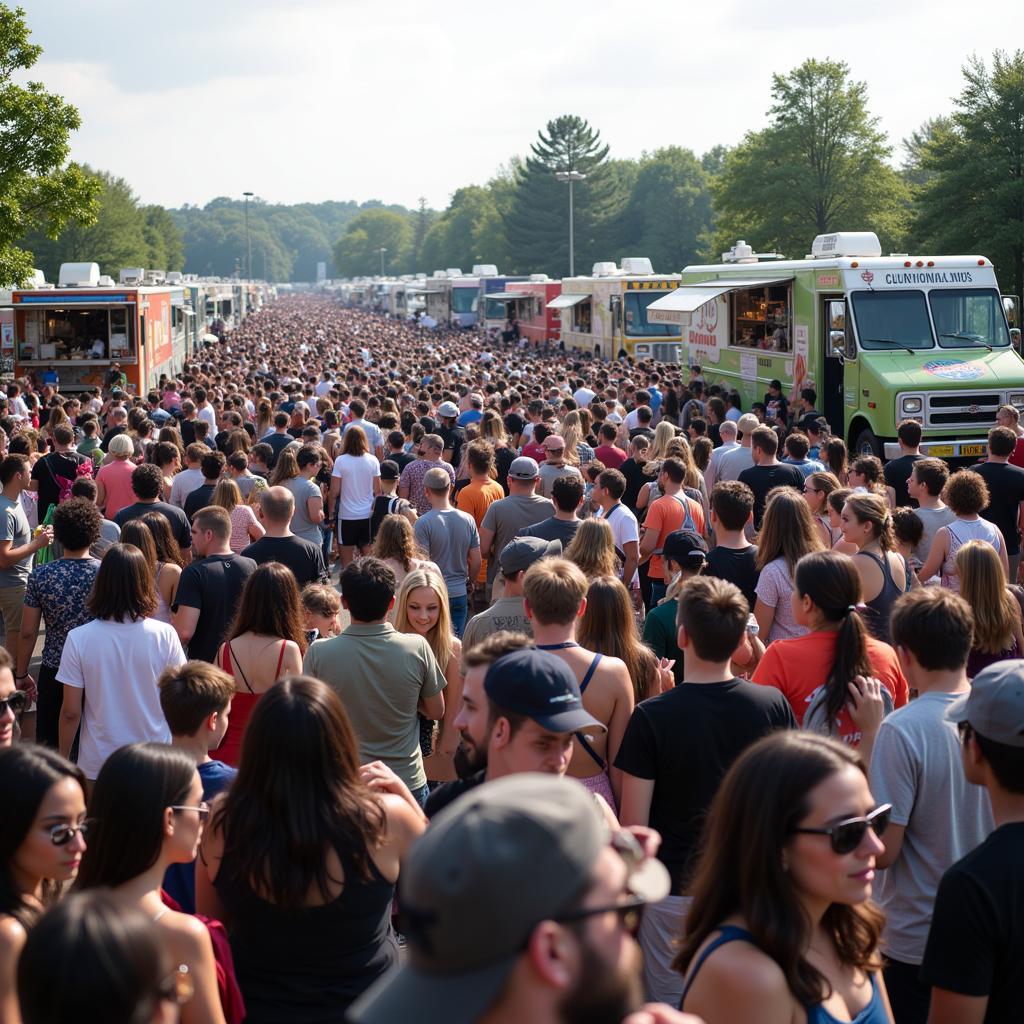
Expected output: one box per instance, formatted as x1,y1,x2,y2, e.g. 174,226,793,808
339,518,371,548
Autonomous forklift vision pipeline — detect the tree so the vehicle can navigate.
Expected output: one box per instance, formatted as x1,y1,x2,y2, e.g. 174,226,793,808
418,185,508,273
142,205,184,271
504,115,627,276
0,4,99,285
616,148,713,272
911,51,1024,299
901,117,952,189
332,208,413,277
709,59,908,259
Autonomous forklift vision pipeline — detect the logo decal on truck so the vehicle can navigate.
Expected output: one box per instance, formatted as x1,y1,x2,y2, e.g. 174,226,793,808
922,359,987,382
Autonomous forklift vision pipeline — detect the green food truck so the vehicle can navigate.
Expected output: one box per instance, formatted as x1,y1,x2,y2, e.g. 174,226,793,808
646,232,1024,459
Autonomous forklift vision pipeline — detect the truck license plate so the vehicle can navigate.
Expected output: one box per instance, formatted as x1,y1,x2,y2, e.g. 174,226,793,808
959,444,986,457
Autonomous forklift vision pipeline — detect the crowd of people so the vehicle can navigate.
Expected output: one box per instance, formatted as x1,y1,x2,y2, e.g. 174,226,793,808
0,295,1022,1024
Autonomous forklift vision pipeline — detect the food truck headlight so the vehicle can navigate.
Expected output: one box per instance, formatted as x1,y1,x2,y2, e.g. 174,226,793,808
901,397,923,414
1010,393,1024,408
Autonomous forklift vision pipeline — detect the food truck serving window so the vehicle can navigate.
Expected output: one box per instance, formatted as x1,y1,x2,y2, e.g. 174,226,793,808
731,284,792,351
18,307,135,362
851,290,932,350
624,291,676,337
931,288,1010,349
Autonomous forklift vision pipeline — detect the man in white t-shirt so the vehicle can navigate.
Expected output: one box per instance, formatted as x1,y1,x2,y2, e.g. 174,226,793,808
315,371,334,397
592,467,641,595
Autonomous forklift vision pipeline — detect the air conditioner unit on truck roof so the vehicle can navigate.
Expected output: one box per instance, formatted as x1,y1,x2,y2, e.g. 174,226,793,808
120,267,146,285
620,257,654,275
591,262,617,277
58,263,101,287
472,264,498,276
810,232,882,259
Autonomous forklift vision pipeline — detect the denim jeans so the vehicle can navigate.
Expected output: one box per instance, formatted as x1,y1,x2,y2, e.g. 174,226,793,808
409,783,430,809
448,593,468,638
320,524,333,563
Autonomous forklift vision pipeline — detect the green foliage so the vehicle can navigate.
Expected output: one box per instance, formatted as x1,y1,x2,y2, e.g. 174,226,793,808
332,208,413,277
911,51,1024,299
505,115,628,276
0,4,99,285
709,59,909,259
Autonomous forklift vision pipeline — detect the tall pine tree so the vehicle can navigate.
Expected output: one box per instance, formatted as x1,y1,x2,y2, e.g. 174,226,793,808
504,115,625,277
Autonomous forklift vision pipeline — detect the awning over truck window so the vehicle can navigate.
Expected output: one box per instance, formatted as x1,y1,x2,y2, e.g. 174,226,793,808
646,276,794,325
547,293,591,309
485,292,530,301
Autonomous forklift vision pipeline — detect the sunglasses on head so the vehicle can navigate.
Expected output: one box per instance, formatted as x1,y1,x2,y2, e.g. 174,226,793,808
0,691,28,716
792,803,892,855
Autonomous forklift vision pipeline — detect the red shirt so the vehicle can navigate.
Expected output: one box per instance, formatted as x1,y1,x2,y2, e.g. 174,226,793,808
521,442,547,463
1011,437,1024,469
594,444,627,469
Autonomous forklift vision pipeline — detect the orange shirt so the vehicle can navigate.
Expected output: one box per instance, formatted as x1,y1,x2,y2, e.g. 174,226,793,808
643,491,706,580
457,478,505,582
751,629,909,744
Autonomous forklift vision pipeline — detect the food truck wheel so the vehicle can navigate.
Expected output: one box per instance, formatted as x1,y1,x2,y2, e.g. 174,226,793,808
853,426,882,459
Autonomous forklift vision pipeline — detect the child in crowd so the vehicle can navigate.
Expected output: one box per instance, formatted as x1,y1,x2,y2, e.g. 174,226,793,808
157,660,238,913
892,506,924,579
302,582,342,644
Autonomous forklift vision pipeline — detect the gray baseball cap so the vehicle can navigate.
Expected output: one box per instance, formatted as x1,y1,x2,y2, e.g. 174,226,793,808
437,400,460,418
499,536,561,575
508,456,540,480
947,659,1024,747
348,774,670,1024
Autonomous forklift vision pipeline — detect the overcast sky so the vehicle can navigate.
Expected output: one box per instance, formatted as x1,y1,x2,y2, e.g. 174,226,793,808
26,0,1015,211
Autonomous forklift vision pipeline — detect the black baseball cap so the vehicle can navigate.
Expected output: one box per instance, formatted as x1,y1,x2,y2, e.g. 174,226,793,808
484,649,604,734
662,529,707,566
380,459,400,481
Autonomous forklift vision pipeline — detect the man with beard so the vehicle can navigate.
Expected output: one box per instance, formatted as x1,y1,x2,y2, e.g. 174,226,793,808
424,637,604,818
349,773,700,1024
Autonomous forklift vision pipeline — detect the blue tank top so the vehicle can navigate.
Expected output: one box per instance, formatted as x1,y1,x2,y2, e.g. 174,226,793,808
679,924,889,1024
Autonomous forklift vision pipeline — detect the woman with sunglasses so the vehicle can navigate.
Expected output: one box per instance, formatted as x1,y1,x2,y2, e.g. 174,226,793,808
76,743,227,1024
196,677,425,1023
0,745,88,1022
18,890,190,1024
802,471,843,549
676,731,894,1024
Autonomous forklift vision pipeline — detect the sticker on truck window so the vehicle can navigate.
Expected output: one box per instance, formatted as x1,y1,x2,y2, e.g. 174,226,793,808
922,359,987,381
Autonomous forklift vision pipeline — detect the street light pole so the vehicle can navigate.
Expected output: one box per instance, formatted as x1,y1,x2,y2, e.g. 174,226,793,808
379,247,387,276
243,191,254,279
555,170,586,277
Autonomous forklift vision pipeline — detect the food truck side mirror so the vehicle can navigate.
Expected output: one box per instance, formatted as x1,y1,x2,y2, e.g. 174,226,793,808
829,330,846,361
1012,327,1022,352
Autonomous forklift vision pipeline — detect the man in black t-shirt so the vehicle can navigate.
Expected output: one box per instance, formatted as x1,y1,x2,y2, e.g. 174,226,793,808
172,506,256,662
113,463,192,554
616,576,795,1005
884,420,923,508
738,426,804,530
620,437,651,514
241,487,329,588
30,425,89,521
435,401,467,468
972,426,1024,583
385,431,415,472
704,480,760,610
921,661,1024,1022
183,451,226,522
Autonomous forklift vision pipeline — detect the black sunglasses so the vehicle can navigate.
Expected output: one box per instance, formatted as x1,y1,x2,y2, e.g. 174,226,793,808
555,894,646,936
50,818,94,847
792,803,892,855
0,691,28,716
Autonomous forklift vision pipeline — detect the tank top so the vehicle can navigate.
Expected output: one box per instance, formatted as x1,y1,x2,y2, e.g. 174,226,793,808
679,925,889,1024
213,841,397,1022
215,640,287,768
152,563,172,624
941,517,1004,591
857,550,909,644
535,642,605,769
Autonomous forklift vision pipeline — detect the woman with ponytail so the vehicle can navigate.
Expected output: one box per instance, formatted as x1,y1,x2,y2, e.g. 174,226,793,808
752,551,907,755
840,492,913,643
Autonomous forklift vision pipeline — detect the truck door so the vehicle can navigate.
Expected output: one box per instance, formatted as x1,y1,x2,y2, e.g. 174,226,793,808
821,297,849,433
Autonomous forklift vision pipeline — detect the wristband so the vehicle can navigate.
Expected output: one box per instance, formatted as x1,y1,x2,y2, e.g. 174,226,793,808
15,674,27,681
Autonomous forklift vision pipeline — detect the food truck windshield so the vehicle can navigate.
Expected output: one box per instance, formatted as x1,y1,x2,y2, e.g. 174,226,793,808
624,291,677,337
17,304,134,361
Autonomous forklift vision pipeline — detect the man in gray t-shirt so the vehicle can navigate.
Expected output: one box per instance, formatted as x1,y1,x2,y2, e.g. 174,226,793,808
479,459,552,591
870,587,994,1024
413,468,481,639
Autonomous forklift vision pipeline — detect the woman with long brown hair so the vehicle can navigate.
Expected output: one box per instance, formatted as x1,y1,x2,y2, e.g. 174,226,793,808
577,575,672,701
803,470,844,548
196,677,425,1022
210,478,264,554
956,539,1023,676
329,425,381,567
753,488,825,643
118,518,181,625
676,731,893,1024
564,517,620,580
370,513,438,592
214,563,306,767
478,409,515,491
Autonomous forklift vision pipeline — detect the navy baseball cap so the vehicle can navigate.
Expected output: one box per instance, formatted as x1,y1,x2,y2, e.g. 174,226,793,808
484,649,605,734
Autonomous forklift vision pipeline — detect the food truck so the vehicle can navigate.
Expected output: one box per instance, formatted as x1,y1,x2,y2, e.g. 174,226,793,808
485,276,563,346
646,233,1024,458
12,263,188,394
553,259,684,362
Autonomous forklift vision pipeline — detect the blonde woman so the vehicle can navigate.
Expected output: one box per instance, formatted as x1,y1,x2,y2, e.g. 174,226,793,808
956,539,1022,676
371,513,439,592
754,487,826,643
564,518,620,580
210,478,264,554
393,569,463,783
644,421,678,467
560,410,594,467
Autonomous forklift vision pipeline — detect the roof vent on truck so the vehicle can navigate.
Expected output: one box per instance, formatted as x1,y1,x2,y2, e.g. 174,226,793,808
721,241,781,264
119,267,145,285
58,262,101,287
810,232,882,259
591,262,618,277
620,257,654,276
471,264,498,276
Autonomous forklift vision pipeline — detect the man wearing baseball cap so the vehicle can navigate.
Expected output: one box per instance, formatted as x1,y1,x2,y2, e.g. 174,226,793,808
920,659,1024,1023
461,536,560,651
435,399,467,467
350,773,697,1024
479,457,551,599
425,642,605,818
538,434,583,499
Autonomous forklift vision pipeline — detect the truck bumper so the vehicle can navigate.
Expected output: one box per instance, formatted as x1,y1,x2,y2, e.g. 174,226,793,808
884,439,988,460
